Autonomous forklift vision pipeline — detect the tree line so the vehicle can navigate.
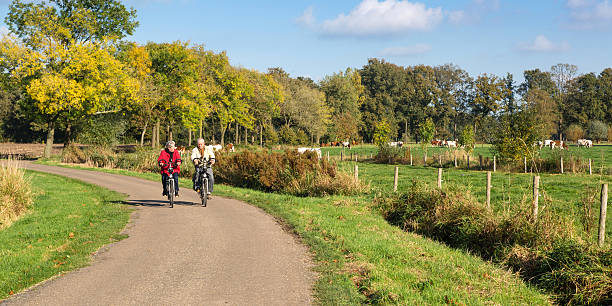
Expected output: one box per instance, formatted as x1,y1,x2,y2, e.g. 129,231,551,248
0,0,610,159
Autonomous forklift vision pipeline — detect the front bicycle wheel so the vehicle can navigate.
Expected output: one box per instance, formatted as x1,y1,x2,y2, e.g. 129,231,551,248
168,179,174,208
200,178,208,207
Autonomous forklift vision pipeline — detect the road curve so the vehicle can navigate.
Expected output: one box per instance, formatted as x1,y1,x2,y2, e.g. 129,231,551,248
4,163,314,305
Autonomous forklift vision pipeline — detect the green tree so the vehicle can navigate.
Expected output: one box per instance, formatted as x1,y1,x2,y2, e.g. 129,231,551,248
459,125,475,155
565,124,584,142
492,110,539,161
470,74,506,138
586,120,608,142
373,120,391,147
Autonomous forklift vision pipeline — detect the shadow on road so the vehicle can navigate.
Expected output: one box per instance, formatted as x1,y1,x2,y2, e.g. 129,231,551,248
115,199,200,207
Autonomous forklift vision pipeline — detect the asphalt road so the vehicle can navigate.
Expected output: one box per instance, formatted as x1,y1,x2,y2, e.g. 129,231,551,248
3,163,314,305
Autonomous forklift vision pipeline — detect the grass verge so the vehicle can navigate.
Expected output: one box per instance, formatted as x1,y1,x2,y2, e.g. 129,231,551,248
0,170,131,300
36,160,551,304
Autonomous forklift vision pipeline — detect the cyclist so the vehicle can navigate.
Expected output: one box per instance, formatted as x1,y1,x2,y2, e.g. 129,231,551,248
158,140,182,197
191,138,215,197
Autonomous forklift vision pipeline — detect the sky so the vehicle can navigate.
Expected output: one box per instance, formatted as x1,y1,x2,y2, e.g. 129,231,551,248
1,0,611,83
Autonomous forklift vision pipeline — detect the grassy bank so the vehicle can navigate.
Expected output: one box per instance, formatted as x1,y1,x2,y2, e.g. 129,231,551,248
0,170,131,300
36,160,550,304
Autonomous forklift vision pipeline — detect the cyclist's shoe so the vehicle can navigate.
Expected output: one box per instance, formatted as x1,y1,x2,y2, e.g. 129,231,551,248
162,190,168,196
195,188,200,193
207,194,212,200
207,191,211,195
175,192,179,197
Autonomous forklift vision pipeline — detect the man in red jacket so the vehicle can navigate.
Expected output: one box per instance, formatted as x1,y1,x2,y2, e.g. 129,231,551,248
157,141,182,197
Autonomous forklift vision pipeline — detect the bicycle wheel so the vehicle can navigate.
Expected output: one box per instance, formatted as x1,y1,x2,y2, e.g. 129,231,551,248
168,178,174,208
200,178,208,207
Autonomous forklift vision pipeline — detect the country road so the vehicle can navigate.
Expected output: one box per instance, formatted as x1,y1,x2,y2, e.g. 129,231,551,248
3,163,314,305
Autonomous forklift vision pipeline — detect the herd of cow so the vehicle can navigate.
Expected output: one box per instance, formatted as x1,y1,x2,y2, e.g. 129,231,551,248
430,139,458,147
536,139,593,150
320,141,358,148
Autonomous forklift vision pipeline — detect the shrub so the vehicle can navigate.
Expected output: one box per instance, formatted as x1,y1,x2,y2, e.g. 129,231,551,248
215,150,367,196
61,144,87,163
0,160,33,229
263,124,278,145
375,182,612,304
295,129,309,145
279,125,297,145
586,120,608,142
566,124,585,142
83,146,117,168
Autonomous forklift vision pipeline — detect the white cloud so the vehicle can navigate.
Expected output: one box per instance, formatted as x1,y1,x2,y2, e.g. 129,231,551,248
320,0,443,37
567,0,589,9
296,7,315,27
566,0,612,29
448,10,466,24
518,35,570,52
380,44,431,56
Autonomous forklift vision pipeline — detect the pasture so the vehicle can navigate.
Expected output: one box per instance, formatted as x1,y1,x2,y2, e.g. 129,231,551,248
334,156,612,241
321,143,612,172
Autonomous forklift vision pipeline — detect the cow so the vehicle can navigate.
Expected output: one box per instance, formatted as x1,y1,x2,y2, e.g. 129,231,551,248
577,139,593,148
297,147,322,159
551,140,568,150
226,143,235,152
211,144,223,151
342,141,350,148
445,140,457,148
431,139,443,147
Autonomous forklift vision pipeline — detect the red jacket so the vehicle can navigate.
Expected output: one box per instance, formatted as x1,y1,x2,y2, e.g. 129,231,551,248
157,148,182,175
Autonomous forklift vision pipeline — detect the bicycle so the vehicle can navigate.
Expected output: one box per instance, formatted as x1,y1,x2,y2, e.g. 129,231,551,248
194,158,211,207
159,161,177,208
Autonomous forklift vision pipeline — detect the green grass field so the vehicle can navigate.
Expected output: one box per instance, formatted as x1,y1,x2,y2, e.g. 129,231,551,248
0,171,131,300
35,160,551,304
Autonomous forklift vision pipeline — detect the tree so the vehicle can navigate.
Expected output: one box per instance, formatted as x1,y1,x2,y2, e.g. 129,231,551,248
525,88,558,138
240,68,282,146
492,110,540,161
418,118,435,146
5,0,139,157
586,120,608,142
434,64,471,139
320,68,364,142
565,124,584,142
459,125,475,155
373,120,391,147
470,74,505,136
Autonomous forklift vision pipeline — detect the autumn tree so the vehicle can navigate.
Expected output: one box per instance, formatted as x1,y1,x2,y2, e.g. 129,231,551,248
5,0,139,157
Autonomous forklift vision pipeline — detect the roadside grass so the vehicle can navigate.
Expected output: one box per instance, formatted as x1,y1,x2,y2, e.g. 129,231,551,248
36,160,550,304
0,171,131,300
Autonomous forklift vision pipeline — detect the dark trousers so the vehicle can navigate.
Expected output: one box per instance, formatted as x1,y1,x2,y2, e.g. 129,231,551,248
193,167,214,193
162,172,179,194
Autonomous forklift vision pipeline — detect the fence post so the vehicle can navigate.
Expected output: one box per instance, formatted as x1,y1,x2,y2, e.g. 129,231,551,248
479,154,483,169
493,156,496,172
454,154,457,167
437,168,442,189
410,153,413,166
340,151,343,161
524,156,527,173
354,164,359,181
393,166,398,192
533,176,540,221
486,171,492,209
327,151,330,162
599,183,608,247
354,154,358,162
560,157,564,174
424,153,427,166
351,153,354,161
439,154,442,167
589,159,592,175
467,155,470,169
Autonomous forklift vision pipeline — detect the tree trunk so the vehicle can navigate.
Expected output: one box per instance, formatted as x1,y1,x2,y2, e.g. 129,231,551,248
245,125,248,145
188,129,192,146
405,119,408,141
44,121,55,158
64,123,72,147
212,116,216,144
155,119,160,147
140,121,149,146
220,122,227,146
235,122,238,144
150,123,155,148
260,124,263,147
167,124,172,142
199,119,203,139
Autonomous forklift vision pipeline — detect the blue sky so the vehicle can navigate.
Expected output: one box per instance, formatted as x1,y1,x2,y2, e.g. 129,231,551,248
1,0,611,82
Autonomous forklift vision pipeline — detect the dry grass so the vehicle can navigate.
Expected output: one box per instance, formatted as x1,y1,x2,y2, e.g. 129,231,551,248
0,159,33,229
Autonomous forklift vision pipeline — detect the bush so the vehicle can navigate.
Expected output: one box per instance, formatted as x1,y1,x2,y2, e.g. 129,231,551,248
587,120,608,142
215,150,367,196
279,125,297,145
0,160,33,229
375,182,612,304
295,129,309,145
61,144,87,163
566,124,585,142
263,125,278,145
